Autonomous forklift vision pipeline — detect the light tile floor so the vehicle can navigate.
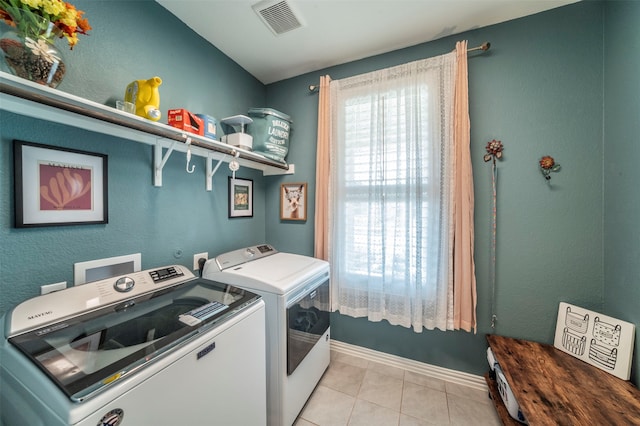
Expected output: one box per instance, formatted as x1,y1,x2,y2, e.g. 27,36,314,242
295,350,502,426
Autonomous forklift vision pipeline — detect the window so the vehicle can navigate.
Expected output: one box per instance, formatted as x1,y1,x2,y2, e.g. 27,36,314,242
329,53,457,331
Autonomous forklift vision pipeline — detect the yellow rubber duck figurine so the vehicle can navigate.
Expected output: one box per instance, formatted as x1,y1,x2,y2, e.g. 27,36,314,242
125,76,162,121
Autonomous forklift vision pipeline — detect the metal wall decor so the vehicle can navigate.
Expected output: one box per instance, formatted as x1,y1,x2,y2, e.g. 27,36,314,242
484,139,504,329
539,155,561,181
483,139,504,164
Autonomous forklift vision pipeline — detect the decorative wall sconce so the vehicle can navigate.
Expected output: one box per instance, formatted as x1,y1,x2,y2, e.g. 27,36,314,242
539,155,561,181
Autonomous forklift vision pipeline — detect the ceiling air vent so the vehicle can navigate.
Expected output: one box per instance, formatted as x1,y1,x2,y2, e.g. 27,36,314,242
252,0,305,36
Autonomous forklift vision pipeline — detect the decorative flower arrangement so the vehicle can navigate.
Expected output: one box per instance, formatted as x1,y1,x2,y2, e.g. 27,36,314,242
0,0,91,49
539,155,561,180
0,0,90,87
483,139,504,163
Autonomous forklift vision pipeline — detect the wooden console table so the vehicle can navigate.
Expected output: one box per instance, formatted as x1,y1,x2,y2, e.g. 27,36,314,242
485,334,640,425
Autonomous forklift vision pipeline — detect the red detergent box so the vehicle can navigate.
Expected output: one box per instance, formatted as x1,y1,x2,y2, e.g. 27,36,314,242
167,109,204,136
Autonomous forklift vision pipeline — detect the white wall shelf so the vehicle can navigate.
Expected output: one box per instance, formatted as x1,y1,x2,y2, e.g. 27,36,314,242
0,72,294,190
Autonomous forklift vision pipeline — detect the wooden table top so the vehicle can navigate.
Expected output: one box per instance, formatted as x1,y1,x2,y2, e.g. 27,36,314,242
487,334,640,426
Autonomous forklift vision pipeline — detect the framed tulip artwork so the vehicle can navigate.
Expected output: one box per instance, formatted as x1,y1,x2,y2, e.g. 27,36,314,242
13,140,108,228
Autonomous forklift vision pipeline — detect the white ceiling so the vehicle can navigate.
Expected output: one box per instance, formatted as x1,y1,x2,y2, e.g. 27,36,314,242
156,0,578,85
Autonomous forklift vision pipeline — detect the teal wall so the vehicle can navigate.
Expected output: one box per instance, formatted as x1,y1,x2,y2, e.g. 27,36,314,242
267,0,610,376
1,0,637,383
603,0,640,386
0,0,269,312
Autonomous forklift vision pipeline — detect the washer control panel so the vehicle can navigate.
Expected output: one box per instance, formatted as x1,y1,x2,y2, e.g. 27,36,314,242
8,265,194,336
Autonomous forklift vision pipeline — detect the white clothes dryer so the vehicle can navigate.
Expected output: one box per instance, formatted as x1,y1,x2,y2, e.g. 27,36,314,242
203,244,330,426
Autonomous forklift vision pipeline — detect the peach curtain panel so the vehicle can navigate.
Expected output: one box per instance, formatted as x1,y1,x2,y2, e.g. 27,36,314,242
452,41,477,332
313,75,332,261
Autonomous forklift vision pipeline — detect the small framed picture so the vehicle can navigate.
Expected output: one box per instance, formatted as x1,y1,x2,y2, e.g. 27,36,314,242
13,140,108,228
280,182,307,221
228,177,253,218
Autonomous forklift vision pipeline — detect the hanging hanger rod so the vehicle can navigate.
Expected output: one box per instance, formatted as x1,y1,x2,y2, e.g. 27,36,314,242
308,41,491,92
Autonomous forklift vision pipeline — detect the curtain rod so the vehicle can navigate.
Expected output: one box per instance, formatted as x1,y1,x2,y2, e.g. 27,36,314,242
467,41,491,53
308,41,491,92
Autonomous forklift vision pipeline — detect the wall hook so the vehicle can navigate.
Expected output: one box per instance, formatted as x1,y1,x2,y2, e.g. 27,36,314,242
185,136,195,173
229,151,240,179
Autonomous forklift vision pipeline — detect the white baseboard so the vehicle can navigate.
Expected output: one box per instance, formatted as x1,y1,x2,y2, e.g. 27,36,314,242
330,339,487,392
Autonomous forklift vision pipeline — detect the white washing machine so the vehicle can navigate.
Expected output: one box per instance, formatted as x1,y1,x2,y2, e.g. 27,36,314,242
202,244,330,426
0,265,266,426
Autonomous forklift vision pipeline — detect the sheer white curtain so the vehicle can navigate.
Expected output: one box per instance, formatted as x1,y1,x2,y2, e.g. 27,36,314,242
329,51,457,332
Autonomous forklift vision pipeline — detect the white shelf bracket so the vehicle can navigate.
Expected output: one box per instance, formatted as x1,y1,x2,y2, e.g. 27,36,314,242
154,139,179,187
206,153,228,191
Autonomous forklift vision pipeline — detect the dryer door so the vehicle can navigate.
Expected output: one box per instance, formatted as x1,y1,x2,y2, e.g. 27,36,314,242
286,273,330,375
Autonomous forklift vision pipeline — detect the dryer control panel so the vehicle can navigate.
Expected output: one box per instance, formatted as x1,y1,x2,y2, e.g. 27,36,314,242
208,244,278,272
